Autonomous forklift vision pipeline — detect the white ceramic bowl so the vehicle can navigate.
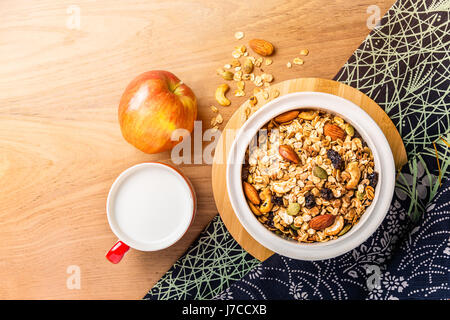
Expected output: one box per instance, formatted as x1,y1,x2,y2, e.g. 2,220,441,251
226,92,395,260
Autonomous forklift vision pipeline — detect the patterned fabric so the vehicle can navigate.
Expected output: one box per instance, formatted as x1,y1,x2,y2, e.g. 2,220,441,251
144,215,260,300
336,0,450,159
145,0,450,300
216,164,450,300
334,0,450,220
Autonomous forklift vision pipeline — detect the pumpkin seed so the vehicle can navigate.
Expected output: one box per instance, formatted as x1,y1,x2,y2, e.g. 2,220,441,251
345,124,355,136
216,68,234,80
356,191,364,200
338,224,352,236
313,166,328,179
290,223,300,230
287,203,300,216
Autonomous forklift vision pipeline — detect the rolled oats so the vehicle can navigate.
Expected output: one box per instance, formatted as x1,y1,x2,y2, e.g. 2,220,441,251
293,57,304,65
234,31,244,40
300,49,309,56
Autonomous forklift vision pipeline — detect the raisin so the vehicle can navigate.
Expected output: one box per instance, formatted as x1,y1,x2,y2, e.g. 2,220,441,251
320,187,334,200
368,172,379,188
241,168,249,181
272,196,284,206
305,192,316,209
327,149,344,169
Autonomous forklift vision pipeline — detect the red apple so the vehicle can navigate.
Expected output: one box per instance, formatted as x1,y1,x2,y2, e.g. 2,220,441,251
118,70,197,154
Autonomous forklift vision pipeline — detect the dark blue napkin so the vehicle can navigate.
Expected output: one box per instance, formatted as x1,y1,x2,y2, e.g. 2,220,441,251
216,172,450,300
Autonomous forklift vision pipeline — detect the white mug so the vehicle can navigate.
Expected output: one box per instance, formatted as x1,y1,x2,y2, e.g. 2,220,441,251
105,162,196,263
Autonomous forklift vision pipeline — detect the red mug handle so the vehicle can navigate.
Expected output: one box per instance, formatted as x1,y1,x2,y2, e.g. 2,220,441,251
106,240,130,264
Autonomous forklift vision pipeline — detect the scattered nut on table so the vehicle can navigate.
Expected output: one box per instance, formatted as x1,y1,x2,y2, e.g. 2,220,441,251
215,84,231,106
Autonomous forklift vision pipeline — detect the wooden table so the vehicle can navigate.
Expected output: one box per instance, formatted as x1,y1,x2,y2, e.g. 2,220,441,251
0,0,392,299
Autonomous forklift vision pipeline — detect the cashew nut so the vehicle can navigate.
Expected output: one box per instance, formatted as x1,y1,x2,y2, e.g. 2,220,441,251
298,111,317,120
345,162,361,190
259,188,273,213
324,216,344,236
215,84,231,106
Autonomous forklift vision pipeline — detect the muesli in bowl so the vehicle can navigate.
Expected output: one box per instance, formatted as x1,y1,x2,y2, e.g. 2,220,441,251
241,109,379,243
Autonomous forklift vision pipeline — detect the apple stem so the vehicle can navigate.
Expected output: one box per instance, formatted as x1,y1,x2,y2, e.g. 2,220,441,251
171,81,183,95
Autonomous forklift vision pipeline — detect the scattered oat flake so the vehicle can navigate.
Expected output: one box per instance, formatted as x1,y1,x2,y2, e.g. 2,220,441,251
211,114,223,126
261,73,273,83
265,58,273,65
232,51,242,59
263,91,269,100
231,59,241,67
210,105,218,113
286,62,292,68
293,57,304,65
272,90,280,98
238,45,247,53
300,49,309,56
233,70,243,81
253,75,263,87
237,81,245,91
235,31,244,40
253,87,263,95
224,64,232,69
235,89,245,97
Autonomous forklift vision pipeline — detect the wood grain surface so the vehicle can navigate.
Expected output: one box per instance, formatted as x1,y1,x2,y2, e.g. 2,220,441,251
212,78,407,261
0,0,393,299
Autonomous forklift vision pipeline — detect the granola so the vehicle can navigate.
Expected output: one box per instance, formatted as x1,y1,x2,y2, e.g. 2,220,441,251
241,109,378,243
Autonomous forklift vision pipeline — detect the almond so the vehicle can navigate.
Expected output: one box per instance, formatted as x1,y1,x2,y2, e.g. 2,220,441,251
274,110,300,123
279,145,300,164
249,39,274,56
309,214,336,230
243,182,260,205
248,201,262,216
324,123,346,141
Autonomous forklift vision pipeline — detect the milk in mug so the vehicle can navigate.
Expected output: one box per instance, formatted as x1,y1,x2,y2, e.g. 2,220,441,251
108,163,195,251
